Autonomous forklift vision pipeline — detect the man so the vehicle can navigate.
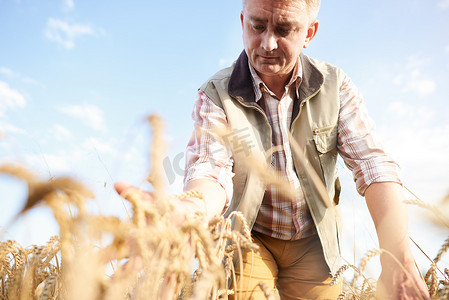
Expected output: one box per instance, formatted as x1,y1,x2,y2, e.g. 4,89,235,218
117,0,430,298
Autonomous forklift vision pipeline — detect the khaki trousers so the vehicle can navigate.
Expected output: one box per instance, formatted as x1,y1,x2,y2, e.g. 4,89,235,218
230,231,342,300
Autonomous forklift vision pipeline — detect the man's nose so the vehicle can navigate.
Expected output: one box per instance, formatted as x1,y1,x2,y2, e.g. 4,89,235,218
261,31,278,52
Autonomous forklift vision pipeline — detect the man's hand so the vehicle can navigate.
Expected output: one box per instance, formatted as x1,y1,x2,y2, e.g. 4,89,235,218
376,251,430,299
365,182,430,299
114,181,154,203
114,181,203,227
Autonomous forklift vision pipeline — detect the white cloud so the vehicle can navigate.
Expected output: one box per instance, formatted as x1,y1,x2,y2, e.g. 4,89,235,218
0,122,27,136
0,81,26,117
43,154,71,173
52,124,73,141
0,67,42,87
24,153,71,174
393,56,437,97
82,137,114,154
438,0,449,9
44,18,95,49
62,0,74,11
404,55,429,70
387,101,408,117
21,77,43,87
379,101,449,203
0,67,18,78
445,45,449,53
393,74,404,86
405,76,436,96
387,101,434,122
59,104,107,132
378,124,449,203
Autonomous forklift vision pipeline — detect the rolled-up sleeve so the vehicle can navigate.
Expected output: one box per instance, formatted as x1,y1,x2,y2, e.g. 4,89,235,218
337,74,402,196
184,90,234,208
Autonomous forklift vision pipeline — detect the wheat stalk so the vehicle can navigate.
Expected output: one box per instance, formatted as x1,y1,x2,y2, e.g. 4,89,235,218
2,114,447,300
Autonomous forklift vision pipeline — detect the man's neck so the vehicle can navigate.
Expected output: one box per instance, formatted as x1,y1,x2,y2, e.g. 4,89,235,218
259,73,291,99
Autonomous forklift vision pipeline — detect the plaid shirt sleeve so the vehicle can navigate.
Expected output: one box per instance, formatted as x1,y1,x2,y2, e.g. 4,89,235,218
337,73,402,196
184,90,234,208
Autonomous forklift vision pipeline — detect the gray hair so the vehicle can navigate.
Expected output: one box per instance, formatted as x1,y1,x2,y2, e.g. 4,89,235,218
307,0,321,20
242,0,321,21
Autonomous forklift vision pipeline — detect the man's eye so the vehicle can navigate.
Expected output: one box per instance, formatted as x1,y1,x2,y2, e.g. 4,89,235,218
278,28,291,36
252,24,264,31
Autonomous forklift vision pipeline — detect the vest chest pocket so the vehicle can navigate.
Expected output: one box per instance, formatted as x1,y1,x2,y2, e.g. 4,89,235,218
312,125,338,192
313,125,337,154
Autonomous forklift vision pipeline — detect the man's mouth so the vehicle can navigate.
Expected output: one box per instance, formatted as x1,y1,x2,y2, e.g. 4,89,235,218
259,55,278,60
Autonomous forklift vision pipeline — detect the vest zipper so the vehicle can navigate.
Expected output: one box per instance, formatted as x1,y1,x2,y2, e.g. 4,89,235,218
290,88,322,136
234,96,272,156
235,96,271,131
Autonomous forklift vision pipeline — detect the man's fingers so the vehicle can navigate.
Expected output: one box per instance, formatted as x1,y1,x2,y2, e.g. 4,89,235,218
377,271,431,300
114,181,133,194
114,181,154,202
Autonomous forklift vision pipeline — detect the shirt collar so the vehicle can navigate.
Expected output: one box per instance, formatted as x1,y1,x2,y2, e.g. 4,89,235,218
248,56,303,101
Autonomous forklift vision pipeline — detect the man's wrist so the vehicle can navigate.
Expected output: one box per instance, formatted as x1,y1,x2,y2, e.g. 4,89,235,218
178,197,206,216
379,247,415,272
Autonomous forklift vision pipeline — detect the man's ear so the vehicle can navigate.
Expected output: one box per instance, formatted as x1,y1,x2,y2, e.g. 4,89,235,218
240,11,244,29
303,20,319,48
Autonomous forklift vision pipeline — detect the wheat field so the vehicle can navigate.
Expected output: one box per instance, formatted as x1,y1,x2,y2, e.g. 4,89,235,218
0,115,448,299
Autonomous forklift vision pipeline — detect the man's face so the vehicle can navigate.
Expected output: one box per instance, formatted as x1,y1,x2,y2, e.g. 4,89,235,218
241,0,318,84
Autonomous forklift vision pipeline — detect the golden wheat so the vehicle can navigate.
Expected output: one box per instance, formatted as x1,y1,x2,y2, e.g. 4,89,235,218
1,115,448,299
0,115,262,300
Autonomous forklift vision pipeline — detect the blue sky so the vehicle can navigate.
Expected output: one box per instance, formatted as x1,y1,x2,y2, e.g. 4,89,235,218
1,0,448,276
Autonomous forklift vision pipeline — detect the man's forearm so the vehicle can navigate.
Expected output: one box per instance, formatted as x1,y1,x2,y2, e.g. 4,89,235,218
365,182,412,262
183,179,227,221
364,182,431,299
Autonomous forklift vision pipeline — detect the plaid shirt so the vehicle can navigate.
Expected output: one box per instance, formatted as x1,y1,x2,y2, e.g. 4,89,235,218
184,58,401,240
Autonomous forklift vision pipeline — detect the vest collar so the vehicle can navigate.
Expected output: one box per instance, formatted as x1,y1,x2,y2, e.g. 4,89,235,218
228,50,324,104
228,51,256,103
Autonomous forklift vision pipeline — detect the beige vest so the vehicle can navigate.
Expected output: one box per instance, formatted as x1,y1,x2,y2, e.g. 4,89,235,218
200,51,344,275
